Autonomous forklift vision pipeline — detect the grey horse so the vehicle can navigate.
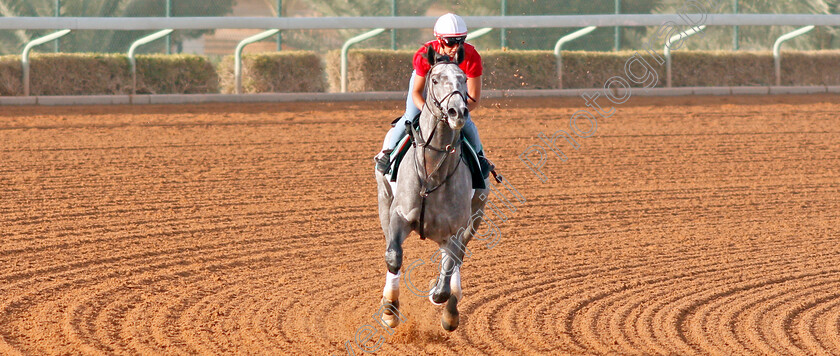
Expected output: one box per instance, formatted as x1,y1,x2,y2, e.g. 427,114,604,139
374,49,489,332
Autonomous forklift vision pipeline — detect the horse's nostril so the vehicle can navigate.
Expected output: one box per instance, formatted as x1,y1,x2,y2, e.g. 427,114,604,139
448,108,458,117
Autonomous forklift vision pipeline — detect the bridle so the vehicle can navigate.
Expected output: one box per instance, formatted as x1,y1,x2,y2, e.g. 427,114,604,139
405,61,471,239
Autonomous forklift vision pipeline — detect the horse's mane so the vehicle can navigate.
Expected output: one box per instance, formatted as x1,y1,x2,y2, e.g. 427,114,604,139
425,45,465,67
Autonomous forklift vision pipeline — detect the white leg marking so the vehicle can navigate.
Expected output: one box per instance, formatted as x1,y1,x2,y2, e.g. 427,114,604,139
451,265,462,301
383,270,400,301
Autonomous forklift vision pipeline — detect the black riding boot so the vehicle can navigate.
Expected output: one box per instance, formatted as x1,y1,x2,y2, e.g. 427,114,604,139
375,149,392,175
477,150,495,178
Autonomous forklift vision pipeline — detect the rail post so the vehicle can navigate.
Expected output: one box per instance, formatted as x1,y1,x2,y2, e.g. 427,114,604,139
500,0,507,48
22,29,71,96
165,0,172,54
773,26,815,86
341,28,386,93
128,29,174,95
733,0,739,50
554,26,597,89
54,0,61,52
665,25,705,88
614,0,621,51
234,29,280,94
276,0,283,51
391,0,397,50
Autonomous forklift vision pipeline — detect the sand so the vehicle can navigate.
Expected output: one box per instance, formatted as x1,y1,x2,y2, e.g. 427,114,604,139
1,94,838,355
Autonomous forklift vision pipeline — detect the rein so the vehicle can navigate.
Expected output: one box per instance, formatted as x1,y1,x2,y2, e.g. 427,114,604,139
408,62,468,240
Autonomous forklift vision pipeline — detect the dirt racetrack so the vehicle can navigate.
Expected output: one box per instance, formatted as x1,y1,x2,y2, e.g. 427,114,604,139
1,94,839,355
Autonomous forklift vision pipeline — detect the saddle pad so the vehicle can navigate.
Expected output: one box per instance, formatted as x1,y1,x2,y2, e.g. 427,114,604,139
387,134,486,190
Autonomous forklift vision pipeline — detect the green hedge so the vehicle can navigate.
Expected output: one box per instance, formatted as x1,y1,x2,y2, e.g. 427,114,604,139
561,51,658,89
136,54,218,94
219,51,326,93
779,50,840,86
329,50,840,90
0,56,21,96
324,49,558,92
482,50,558,89
325,49,414,93
0,53,217,96
559,50,840,88
671,51,773,86
28,54,132,95
2,50,840,96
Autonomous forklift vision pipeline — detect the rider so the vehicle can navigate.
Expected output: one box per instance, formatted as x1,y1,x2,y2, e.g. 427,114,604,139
375,13,493,175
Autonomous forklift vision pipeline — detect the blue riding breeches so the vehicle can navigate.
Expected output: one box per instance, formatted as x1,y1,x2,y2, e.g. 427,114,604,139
381,71,482,153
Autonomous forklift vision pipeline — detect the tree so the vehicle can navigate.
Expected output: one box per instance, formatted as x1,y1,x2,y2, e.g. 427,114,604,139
653,0,839,50
0,0,235,55
279,0,437,53
3,0,838,55
107,0,236,54
435,0,664,51
0,0,58,54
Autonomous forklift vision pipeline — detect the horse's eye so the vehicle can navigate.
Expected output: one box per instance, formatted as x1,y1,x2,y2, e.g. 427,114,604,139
432,79,438,85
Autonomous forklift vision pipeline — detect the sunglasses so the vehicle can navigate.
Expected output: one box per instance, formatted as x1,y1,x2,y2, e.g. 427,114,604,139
440,36,466,47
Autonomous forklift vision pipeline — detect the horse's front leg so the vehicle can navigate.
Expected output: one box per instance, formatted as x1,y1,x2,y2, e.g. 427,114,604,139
381,211,410,328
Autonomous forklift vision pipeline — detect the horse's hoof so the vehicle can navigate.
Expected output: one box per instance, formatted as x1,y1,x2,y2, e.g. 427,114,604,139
383,314,400,328
428,279,449,305
441,295,459,332
431,285,450,305
381,298,400,328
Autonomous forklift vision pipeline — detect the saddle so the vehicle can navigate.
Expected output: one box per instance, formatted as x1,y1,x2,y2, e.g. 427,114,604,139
385,114,488,190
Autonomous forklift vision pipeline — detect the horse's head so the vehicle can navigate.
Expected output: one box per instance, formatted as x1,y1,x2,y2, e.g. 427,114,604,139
425,46,469,131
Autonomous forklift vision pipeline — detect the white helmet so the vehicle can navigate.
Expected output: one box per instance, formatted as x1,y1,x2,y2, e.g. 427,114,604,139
434,13,467,37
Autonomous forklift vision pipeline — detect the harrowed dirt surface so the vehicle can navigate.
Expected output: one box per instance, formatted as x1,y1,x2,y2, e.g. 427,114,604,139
1,94,839,355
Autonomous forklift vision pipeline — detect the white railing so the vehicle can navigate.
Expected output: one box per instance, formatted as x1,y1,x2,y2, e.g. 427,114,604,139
21,29,70,96
2,14,840,30
4,14,840,98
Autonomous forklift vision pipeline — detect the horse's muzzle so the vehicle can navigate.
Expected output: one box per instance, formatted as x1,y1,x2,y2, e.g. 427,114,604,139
446,106,467,130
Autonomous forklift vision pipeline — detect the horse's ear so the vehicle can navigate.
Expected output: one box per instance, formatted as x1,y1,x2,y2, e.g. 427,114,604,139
454,45,465,65
425,45,437,66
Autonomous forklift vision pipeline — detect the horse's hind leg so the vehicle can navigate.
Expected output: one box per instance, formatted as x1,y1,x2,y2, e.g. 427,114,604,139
440,188,487,331
375,173,393,237
433,249,463,332
441,293,459,331
430,249,455,304
385,212,409,275
433,225,474,331
431,229,470,302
